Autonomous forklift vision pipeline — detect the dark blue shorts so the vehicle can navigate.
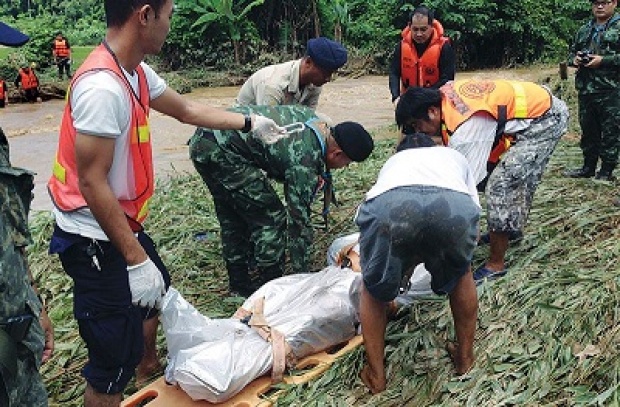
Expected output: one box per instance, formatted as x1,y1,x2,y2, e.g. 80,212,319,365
52,226,171,394
356,186,479,302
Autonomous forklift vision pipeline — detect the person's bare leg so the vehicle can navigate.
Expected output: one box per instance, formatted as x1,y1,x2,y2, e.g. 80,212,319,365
447,270,478,375
359,283,388,394
136,316,162,384
486,230,509,272
84,383,121,407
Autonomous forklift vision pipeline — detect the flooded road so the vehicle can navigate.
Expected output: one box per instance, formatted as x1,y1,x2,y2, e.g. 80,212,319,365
0,76,393,212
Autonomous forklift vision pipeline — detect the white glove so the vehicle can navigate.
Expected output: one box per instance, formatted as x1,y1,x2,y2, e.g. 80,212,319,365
127,257,166,309
251,114,287,144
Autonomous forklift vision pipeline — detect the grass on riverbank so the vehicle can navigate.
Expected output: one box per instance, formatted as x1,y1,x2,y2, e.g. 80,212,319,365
0,45,93,67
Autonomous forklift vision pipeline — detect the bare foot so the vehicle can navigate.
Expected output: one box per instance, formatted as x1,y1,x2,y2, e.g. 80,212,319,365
446,342,474,375
360,364,386,394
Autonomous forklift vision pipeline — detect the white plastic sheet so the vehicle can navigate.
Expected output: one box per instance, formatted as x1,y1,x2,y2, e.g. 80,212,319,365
161,266,362,403
161,288,271,403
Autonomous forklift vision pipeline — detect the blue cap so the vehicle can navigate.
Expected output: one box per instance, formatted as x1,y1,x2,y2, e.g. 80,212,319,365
0,21,29,47
306,37,347,71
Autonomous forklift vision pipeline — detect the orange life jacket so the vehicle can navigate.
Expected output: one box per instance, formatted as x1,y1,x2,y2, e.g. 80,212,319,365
439,80,552,164
54,38,70,58
18,68,39,90
48,43,153,230
0,80,5,100
400,20,450,92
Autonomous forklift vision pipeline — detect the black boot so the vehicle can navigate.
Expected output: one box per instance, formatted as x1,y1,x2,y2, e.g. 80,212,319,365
227,265,256,298
563,165,596,178
595,164,616,181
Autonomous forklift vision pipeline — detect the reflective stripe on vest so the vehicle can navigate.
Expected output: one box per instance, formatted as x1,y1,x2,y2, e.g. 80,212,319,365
440,79,552,161
18,69,38,90
54,39,70,58
48,43,153,227
400,20,449,92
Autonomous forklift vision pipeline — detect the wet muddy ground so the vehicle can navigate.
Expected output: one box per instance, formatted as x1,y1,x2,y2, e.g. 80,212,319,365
1,75,394,212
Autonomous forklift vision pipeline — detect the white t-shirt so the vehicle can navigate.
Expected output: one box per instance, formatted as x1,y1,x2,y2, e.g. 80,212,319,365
364,146,481,208
448,111,531,184
53,61,167,240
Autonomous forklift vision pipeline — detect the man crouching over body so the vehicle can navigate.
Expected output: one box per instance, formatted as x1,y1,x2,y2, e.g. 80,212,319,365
189,105,374,297
356,133,480,394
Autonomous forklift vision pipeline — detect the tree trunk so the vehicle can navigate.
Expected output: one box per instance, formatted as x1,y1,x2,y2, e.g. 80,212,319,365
233,40,241,64
334,24,342,43
312,0,320,37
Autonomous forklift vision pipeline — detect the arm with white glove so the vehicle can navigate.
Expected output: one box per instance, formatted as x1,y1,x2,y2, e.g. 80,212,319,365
250,114,287,144
127,257,166,309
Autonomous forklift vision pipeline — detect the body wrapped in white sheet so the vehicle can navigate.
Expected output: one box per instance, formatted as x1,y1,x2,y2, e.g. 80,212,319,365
162,266,362,403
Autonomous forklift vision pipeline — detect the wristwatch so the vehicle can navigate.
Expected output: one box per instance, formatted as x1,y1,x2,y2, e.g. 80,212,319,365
242,114,252,133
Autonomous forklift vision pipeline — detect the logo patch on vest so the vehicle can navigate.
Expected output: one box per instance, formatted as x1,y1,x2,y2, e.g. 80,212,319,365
458,81,496,99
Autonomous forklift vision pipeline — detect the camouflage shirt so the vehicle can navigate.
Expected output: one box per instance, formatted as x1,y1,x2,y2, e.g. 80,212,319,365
206,105,327,273
569,14,620,94
0,129,44,364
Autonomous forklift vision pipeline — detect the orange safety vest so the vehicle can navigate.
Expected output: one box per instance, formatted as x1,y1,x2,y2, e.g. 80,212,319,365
0,80,5,100
48,43,154,230
440,80,552,164
400,20,450,92
54,38,70,58
18,68,39,90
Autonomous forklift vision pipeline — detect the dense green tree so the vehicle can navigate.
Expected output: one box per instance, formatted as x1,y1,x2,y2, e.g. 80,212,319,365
184,0,265,64
0,0,596,72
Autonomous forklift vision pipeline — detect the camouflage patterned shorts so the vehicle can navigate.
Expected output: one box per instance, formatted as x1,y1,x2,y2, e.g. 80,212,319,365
486,96,569,232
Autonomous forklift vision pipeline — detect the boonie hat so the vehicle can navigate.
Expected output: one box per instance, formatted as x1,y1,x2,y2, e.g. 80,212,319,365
0,21,29,47
307,37,348,71
332,122,374,162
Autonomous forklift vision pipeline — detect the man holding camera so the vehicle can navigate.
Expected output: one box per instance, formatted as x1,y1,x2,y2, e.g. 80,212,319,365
564,0,620,182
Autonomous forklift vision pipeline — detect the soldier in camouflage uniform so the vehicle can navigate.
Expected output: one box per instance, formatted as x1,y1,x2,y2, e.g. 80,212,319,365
564,0,620,181
189,105,374,297
396,80,569,284
0,127,54,406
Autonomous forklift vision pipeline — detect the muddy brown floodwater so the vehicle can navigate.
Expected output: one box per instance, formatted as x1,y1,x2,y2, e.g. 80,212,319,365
0,68,555,212
1,75,395,212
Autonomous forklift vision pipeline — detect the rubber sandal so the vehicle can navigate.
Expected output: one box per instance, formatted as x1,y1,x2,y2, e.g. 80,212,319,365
473,266,507,285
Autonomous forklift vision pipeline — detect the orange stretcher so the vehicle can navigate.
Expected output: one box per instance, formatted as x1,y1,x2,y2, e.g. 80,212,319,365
121,335,363,407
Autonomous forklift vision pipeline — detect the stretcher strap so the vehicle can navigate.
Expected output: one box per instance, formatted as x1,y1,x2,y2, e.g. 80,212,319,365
233,297,296,383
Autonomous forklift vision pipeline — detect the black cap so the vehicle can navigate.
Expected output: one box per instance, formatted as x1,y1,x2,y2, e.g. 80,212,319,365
0,22,29,47
307,37,348,71
332,122,374,162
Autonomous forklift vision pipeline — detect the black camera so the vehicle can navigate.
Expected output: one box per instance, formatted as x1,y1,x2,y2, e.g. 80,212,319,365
577,50,593,65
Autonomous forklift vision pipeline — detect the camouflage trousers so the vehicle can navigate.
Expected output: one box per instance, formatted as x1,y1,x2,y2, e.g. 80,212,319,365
189,131,286,271
578,90,620,169
486,96,569,232
6,343,48,406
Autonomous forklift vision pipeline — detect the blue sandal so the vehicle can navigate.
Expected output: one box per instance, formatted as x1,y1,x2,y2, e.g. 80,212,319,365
473,266,507,285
